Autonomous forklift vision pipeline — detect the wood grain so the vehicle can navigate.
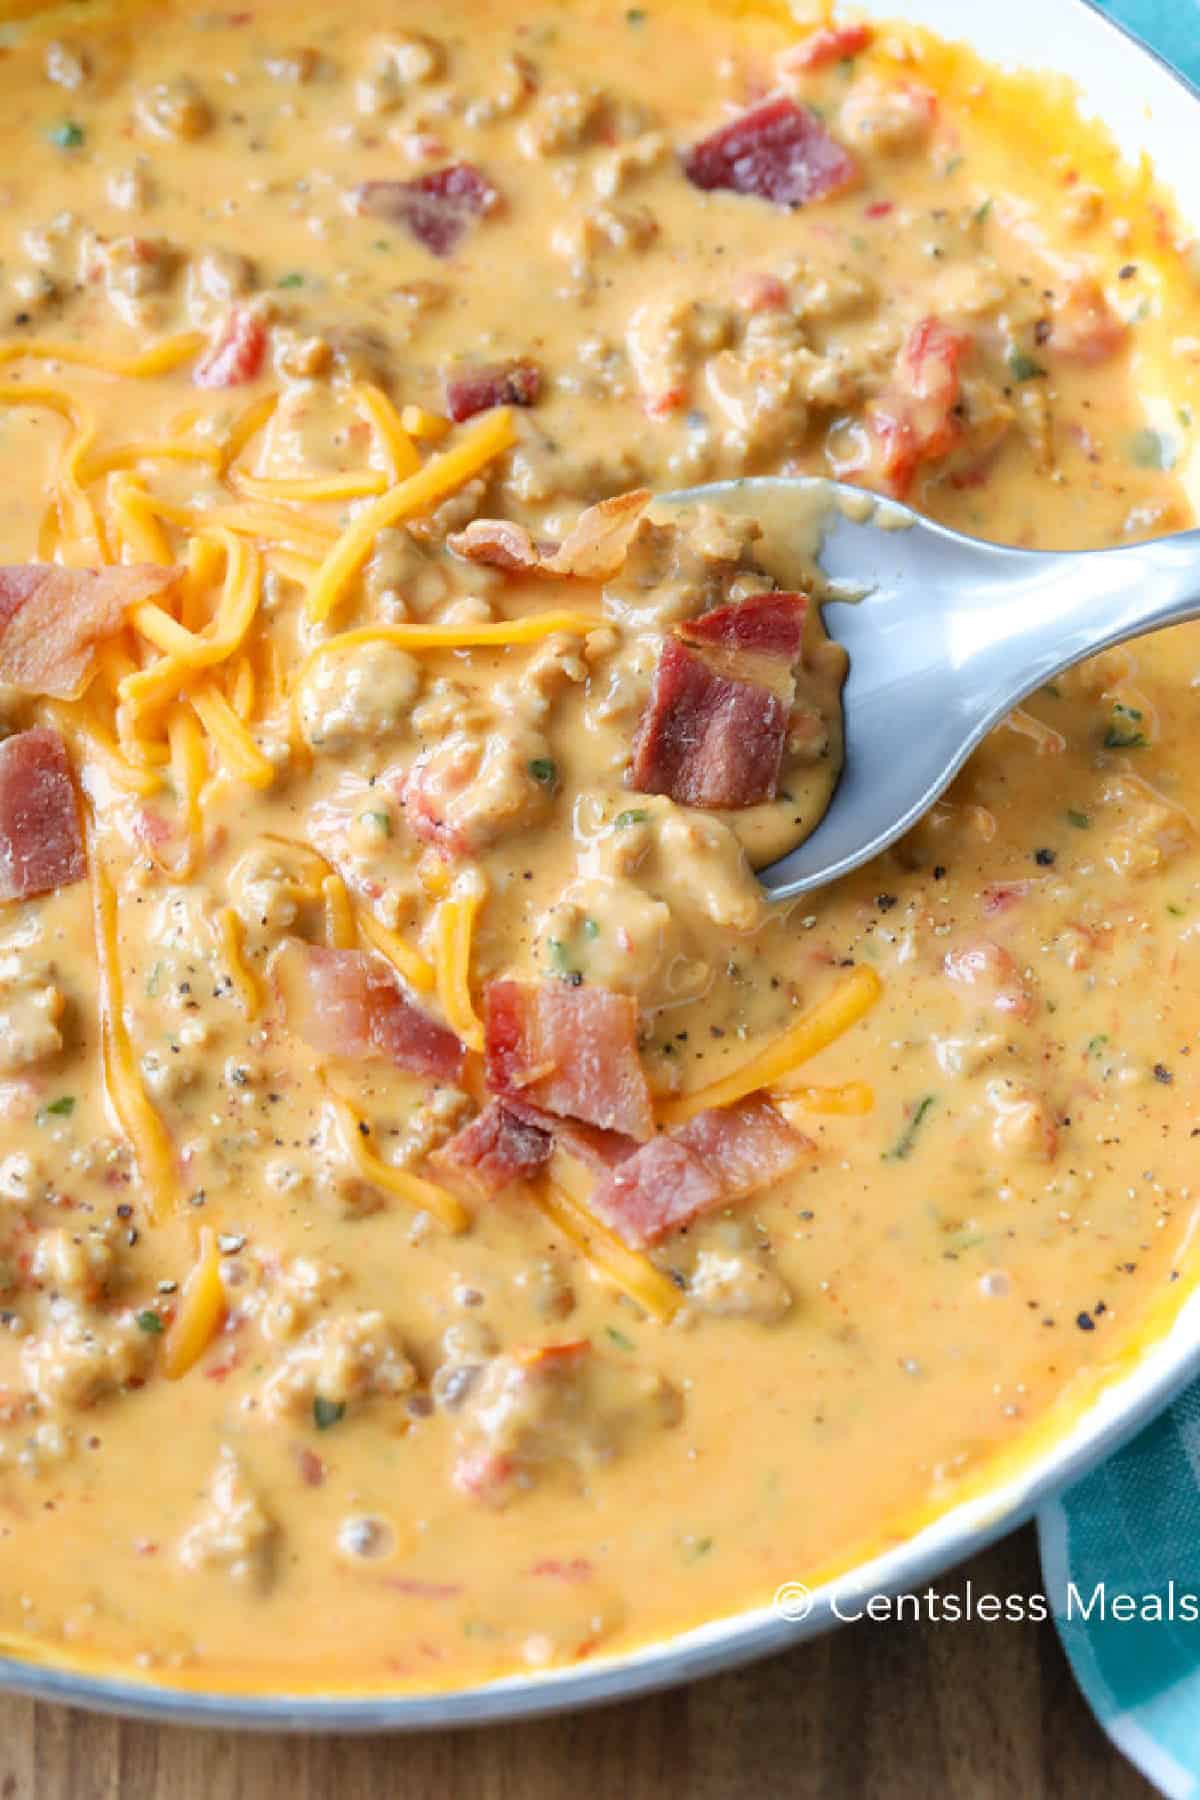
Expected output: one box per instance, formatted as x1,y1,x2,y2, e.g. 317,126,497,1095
0,1527,1153,1800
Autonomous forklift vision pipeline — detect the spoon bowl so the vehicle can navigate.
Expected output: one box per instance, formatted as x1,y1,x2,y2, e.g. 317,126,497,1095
661,476,1200,901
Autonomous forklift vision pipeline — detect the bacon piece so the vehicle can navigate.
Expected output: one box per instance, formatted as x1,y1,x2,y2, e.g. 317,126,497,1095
447,490,650,581
442,360,541,423
0,563,180,700
431,1099,554,1198
274,942,464,1082
682,97,859,208
446,519,542,573
677,590,807,660
193,308,268,389
502,1097,639,1173
484,979,654,1142
860,316,972,499
782,23,873,71
352,163,501,258
589,1098,808,1248
540,489,650,579
0,726,85,901
629,637,788,808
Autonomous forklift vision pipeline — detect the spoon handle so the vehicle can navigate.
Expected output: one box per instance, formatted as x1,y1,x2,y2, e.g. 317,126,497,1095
927,527,1200,708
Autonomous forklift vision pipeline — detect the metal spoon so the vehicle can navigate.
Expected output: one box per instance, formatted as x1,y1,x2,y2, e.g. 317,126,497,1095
662,475,1200,901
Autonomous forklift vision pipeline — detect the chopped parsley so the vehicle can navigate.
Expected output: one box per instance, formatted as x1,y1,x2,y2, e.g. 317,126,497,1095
1066,808,1091,829
614,808,648,828
1006,347,1046,383
43,1095,75,1118
1104,702,1147,749
277,272,305,289
136,1310,165,1334
605,1326,634,1351
313,1396,346,1430
528,757,557,786
883,1094,936,1162
48,120,84,149
625,6,646,20
1086,1033,1109,1058
972,196,993,224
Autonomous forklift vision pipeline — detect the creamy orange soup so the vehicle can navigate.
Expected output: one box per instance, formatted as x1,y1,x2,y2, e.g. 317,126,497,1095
0,0,1199,1695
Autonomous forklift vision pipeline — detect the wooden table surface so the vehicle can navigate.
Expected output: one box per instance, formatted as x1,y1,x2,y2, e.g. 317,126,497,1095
0,1525,1155,1800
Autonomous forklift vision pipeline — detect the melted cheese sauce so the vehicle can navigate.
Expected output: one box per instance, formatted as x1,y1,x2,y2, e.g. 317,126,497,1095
0,0,1199,1694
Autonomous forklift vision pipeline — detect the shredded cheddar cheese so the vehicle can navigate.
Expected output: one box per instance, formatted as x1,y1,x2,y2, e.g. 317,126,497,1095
216,907,264,1019
304,406,518,624
330,1095,469,1233
657,967,883,1126
89,848,176,1222
434,881,486,1054
163,1228,227,1380
539,1156,682,1324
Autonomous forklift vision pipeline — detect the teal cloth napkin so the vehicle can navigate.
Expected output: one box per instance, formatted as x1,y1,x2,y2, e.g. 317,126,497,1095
1035,9,1200,1795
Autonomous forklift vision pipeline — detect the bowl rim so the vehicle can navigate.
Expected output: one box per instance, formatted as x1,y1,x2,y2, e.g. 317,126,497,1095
4,0,1200,1731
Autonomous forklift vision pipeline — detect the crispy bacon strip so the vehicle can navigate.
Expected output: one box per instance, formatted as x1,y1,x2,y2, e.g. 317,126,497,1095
588,1097,809,1248
442,360,540,423
484,978,654,1142
274,941,463,1082
629,636,789,809
432,1099,555,1198
0,563,180,700
683,97,859,208
353,164,500,258
447,490,650,581
0,725,85,901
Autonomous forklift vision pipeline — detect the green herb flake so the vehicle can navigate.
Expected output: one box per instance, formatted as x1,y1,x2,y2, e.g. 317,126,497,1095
1129,427,1175,470
625,5,646,19
943,154,965,177
614,808,648,828
1087,1033,1109,1058
44,1095,75,1118
277,271,305,289
547,938,576,978
358,808,392,836
1180,405,1194,429
313,1396,346,1431
48,120,84,150
883,1094,936,1162
681,1535,714,1563
1066,808,1091,829
1168,902,1186,918
1006,347,1046,383
528,757,557,786
1104,702,1147,750
973,196,993,224
605,1326,634,1351
849,233,868,254
136,1310,164,1334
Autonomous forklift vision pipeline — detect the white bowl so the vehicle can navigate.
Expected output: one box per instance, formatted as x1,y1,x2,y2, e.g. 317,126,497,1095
6,0,1200,1728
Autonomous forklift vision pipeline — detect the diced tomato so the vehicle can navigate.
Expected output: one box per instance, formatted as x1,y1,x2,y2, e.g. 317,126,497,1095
193,308,268,389
732,271,789,313
859,316,972,498
781,22,874,72
1048,280,1128,365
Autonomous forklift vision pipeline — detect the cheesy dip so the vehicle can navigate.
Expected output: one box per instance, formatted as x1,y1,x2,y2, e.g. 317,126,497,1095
0,0,1197,1694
